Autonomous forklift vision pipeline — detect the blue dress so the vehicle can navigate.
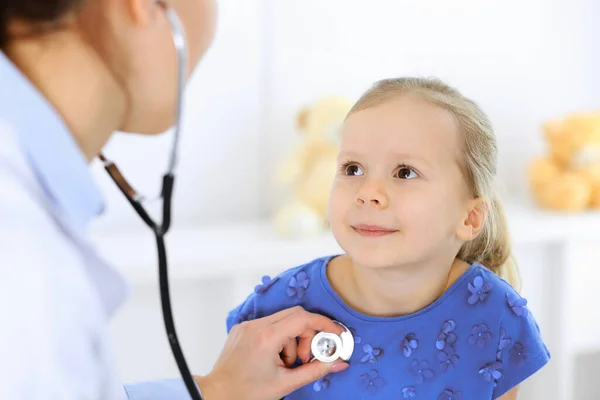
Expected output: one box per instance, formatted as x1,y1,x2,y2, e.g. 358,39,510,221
226,255,551,399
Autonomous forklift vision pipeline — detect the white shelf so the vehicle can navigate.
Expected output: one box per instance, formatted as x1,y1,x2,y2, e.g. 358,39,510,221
90,220,342,283
90,198,600,283
503,197,600,244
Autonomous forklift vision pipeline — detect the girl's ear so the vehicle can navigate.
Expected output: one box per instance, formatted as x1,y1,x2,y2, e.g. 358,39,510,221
456,198,488,241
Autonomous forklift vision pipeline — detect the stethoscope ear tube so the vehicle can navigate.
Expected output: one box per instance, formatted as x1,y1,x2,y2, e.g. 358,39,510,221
101,1,200,399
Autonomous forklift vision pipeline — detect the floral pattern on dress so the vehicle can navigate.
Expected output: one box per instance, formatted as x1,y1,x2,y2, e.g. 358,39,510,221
468,276,492,305
286,271,309,299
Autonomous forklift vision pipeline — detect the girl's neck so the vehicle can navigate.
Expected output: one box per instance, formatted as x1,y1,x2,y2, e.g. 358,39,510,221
4,30,125,162
327,255,470,318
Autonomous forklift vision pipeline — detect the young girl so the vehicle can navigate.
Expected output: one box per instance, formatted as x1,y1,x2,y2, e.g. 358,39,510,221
227,77,550,399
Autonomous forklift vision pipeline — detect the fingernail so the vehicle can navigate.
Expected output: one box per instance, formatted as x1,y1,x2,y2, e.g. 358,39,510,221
330,362,349,373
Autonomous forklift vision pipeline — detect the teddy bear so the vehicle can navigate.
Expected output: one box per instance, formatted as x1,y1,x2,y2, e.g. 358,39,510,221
528,110,600,212
274,95,353,237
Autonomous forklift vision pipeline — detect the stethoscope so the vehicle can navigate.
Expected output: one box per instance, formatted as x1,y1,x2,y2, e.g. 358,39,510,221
310,321,354,363
98,2,354,399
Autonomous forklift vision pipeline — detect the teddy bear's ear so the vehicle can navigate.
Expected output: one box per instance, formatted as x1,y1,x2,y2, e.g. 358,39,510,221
296,108,310,131
542,119,563,142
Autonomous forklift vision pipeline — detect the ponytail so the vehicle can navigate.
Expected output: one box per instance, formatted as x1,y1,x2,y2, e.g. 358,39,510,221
458,194,521,292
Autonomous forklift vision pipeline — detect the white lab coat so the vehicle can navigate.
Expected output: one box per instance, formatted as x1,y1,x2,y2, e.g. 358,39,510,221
0,126,129,400
0,52,191,399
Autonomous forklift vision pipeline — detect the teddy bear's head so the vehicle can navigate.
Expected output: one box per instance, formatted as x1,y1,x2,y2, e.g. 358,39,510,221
543,110,600,171
295,96,353,145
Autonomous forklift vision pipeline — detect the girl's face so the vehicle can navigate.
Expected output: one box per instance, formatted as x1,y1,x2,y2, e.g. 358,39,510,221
327,94,475,269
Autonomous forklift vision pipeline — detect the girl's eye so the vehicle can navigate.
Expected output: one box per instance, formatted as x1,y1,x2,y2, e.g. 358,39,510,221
344,164,364,176
396,166,418,180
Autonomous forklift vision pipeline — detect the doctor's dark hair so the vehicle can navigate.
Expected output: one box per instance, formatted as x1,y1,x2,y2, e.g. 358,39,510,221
346,77,521,291
0,0,83,48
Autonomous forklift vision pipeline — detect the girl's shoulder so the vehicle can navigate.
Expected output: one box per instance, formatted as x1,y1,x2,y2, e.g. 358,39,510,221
450,263,541,335
451,263,522,307
432,263,522,320
451,263,551,398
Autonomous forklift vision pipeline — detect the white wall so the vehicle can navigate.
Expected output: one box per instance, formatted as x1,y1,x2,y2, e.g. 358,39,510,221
91,0,600,230
262,0,599,211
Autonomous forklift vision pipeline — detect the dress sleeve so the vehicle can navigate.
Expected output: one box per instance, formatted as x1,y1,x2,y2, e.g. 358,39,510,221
226,293,258,333
492,290,551,398
225,272,298,333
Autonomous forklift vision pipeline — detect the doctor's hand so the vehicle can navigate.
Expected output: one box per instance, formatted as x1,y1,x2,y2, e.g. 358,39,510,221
195,306,350,400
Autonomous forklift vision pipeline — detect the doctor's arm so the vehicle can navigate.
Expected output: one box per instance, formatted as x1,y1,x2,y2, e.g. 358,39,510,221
123,378,199,400
124,306,349,400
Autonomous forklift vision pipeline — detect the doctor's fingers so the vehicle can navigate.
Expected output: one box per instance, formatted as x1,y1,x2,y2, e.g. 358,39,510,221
297,334,313,364
258,306,343,337
280,337,298,367
254,305,308,326
278,358,349,397
270,307,344,348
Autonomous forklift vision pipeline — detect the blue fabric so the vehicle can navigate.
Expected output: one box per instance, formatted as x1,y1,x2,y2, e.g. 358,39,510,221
124,378,201,400
227,255,550,400
0,51,104,234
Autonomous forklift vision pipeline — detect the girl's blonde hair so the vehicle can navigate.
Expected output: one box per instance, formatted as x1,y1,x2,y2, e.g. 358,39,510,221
347,77,521,291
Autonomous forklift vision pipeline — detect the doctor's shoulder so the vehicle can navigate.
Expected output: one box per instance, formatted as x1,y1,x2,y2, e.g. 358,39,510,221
0,121,54,226
0,129,55,243
225,256,330,332
0,128,66,252
0,132,99,309
0,136,110,398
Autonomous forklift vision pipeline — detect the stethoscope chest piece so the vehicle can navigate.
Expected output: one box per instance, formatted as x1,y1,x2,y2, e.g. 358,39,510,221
310,321,354,363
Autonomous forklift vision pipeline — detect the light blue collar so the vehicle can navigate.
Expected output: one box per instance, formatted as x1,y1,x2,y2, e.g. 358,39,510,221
0,51,105,233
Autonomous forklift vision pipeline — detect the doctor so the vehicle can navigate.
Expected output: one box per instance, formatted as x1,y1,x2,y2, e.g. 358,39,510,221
0,0,349,399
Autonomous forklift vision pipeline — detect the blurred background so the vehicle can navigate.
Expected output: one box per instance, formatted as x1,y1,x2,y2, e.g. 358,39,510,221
86,1,600,399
